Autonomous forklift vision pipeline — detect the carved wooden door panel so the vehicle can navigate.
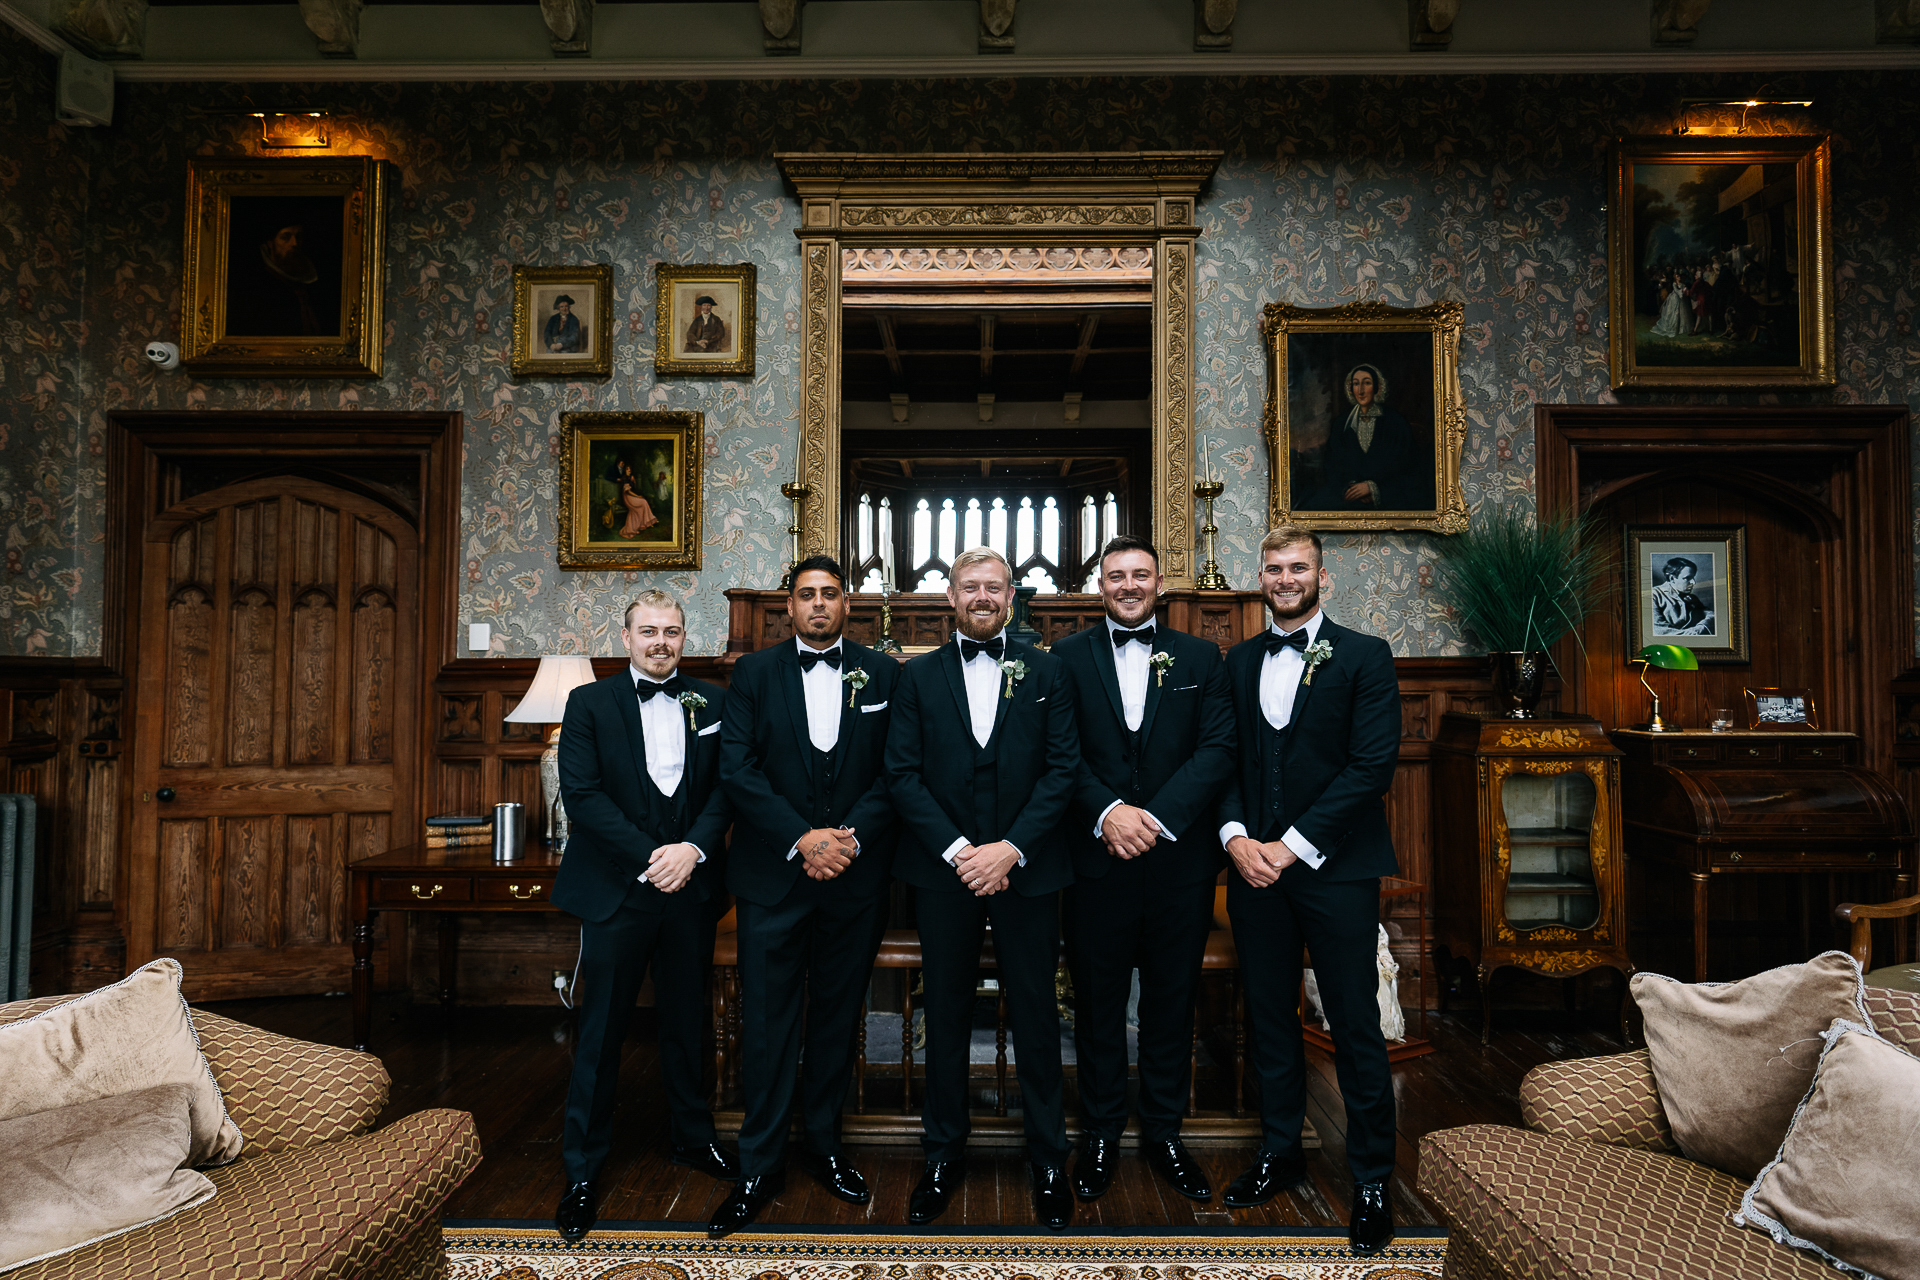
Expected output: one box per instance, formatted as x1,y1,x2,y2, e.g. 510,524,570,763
127,477,418,998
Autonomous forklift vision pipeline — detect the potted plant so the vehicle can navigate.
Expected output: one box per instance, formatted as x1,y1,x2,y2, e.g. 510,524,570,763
1436,507,1611,718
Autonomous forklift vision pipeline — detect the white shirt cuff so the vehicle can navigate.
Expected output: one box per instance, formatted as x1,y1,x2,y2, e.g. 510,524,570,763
1282,827,1324,869
1143,810,1176,841
1094,799,1123,838
1007,840,1026,868
1219,821,1249,846
941,836,968,865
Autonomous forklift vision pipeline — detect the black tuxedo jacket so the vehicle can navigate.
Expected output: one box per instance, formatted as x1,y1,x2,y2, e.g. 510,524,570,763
1216,617,1400,883
1053,623,1236,885
719,638,899,907
883,638,1080,898
552,670,730,923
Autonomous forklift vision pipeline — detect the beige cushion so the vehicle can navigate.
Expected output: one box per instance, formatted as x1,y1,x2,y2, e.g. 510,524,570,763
0,1084,216,1274
1738,1019,1920,1280
1632,951,1868,1181
0,959,243,1167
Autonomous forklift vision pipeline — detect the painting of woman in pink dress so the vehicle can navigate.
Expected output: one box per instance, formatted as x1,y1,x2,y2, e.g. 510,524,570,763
614,459,659,537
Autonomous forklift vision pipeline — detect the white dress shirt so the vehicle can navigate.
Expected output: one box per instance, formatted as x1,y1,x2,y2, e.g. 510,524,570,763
632,666,705,879
1093,617,1176,844
942,630,1024,867
787,637,860,862
1217,612,1326,869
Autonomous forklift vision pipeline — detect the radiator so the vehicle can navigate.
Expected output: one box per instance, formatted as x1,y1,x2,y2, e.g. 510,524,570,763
0,794,37,1002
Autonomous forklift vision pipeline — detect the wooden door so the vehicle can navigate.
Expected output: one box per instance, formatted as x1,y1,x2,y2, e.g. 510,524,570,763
126,476,418,998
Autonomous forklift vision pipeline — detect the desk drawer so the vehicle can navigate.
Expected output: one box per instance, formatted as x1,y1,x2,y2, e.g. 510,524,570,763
1668,742,1719,763
477,878,555,904
1791,743,1848,764
372,876,472,906
1727,743,1783,763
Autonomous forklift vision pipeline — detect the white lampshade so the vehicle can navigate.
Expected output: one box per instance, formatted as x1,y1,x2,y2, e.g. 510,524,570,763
504,655,597,723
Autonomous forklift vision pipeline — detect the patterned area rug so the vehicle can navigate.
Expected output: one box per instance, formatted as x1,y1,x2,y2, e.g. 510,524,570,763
443,1224,1448,1280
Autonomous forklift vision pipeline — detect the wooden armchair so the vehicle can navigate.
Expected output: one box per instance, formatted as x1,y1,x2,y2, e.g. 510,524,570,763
1834,891,1920,994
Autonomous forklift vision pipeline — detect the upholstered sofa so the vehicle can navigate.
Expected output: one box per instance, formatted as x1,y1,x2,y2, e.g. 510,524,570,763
1419,982,1920,1280
0,993,482,1280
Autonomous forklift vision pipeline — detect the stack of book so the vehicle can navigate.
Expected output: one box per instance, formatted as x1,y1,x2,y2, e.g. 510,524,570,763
425,814,494,848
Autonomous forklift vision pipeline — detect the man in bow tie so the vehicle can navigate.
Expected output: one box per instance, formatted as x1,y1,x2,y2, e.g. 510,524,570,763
552,591,736,1243
709,556,899,1236
1214,526,1402,1256
1050,536,1236,1205
884,546,1082,1230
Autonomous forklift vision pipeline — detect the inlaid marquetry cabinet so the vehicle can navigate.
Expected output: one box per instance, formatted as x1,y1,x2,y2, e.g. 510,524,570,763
1431,713,1631,1040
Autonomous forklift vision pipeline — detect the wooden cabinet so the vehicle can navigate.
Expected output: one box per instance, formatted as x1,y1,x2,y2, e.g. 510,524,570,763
1432,714,1631,1041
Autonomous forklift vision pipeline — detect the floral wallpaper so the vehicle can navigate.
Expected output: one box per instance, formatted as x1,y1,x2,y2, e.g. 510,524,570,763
3,28,1917,658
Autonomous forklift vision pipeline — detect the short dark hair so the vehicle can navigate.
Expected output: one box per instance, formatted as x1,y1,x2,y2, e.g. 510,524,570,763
789,554,847,592
1661,557,1697,580
1099,534,1159,569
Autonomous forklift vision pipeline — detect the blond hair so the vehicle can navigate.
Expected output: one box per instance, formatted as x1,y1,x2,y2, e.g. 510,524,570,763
622,589,686,629
1260,524,1323,565
950,545,1012,585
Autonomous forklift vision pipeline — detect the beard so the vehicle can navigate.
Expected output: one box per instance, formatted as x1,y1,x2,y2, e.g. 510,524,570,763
953,601,1008,641
797,610,844,643
1267,574,1320,624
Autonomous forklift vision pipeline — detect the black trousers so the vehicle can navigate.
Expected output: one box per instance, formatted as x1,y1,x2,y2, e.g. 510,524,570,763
562,893,717,1186
1063,866,1214,1143
734,876,888,1178
915,886,1069,1167
1227,870,1396,1184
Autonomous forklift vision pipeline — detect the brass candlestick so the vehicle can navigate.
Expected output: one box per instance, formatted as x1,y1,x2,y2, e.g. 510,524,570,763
874,587,903,654
779,481,812,589
1194,479,1230,591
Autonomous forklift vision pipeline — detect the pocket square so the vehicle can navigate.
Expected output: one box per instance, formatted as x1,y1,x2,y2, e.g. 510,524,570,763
1172,683,1198,691
1033,696,1047,704
697,721,722,736
859,700,889,713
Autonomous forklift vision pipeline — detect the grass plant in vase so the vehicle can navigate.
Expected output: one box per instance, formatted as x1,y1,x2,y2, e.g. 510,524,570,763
1437,507,1611,719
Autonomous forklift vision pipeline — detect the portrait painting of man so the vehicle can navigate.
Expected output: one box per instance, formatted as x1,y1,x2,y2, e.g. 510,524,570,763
511,265,613,378
223,194,345,338
1648,552,1718,639
1284,331,1437,516
654,264,756,377
676,288,736,358
1624,525,1749,664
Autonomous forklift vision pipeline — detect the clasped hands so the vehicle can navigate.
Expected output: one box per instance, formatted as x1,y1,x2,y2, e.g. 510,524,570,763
1226,834,1297,888
643,842,701,893
1100,803,1163,859
953,841,1019,897
798,827,859,881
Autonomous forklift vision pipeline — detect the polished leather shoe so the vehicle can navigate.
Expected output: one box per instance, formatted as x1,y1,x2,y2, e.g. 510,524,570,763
1222,1151,1308,1208
671,1140,741,1181
795,1151,871,1205
1145,1137,1213,1202
707,1172,783,1239
554,1181,596,1242
907,1161,963,1225
1031,1163,1073,1231
1349,1180,1394,1255
1071,1135,1115,1201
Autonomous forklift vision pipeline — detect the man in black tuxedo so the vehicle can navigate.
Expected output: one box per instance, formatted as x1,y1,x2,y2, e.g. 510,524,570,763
1214,526,1402,1256
1052,536,1236,1204
552,590,737,1242
708,556,899,1236
884,546,1081,1230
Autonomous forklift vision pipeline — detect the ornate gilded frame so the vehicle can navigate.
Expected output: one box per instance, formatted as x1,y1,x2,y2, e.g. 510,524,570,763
556,410,704,571
1260,300,1469,534
1607,134,1833,389
774,152,1221,589
181,156,387,378
511,263,613,379
654,262,757,377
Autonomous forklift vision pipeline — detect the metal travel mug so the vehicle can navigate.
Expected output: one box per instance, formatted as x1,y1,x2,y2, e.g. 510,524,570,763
492,802,525,861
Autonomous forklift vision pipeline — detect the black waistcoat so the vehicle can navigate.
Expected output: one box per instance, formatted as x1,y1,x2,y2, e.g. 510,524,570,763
1256,714,1293,842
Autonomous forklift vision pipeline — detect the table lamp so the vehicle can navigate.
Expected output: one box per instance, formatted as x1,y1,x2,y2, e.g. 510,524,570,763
1631,643,1698,733
503,655,596,847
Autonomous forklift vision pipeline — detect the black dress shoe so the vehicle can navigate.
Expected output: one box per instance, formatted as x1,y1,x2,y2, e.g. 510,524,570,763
795,1151,871,1205
1222,1151,1308,1208
1349,1180,1394,1255
907,1161,963,1225
555,1181,596,1242
1031,1163,1073,1231
671,1140,741,1180
1072,1135,1115,1201
1145,1137,1213,1202
707,1172,784,1239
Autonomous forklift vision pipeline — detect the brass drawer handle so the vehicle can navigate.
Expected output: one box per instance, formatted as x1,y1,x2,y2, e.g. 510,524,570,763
411,883,444,900
1728,852,1742,862
1748,748,1761,757
1810,749,1825,757
509,884,542,900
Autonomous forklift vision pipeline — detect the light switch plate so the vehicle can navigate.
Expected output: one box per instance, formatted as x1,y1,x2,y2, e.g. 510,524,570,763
468,623,490,652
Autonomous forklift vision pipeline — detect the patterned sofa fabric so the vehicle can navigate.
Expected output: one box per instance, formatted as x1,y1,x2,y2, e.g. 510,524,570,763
1518,1048,1678,1154
191,1009,389,1157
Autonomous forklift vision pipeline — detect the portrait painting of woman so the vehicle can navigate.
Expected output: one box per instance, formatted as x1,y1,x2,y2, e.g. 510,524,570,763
558,411,704,571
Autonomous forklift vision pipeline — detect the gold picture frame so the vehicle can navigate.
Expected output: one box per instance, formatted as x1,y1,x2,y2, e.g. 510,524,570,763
512,264,613,379
1608,134,1833,389
181,156,388,377
654,263,756,377
1261,300,1468,534
1743,687,1820,731
557,411,704,571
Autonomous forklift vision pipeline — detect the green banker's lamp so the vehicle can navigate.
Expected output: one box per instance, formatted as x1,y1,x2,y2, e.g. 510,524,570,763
1631,643,1699,732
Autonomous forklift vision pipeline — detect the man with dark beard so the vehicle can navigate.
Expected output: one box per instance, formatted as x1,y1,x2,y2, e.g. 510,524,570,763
883,546,1081,1230
1214,526,1402,1257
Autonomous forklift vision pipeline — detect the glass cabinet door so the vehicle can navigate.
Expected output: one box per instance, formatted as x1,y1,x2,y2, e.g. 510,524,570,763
1499,769,1599,932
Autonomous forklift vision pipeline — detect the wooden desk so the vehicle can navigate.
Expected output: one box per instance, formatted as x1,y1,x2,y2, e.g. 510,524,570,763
349,842,564,1051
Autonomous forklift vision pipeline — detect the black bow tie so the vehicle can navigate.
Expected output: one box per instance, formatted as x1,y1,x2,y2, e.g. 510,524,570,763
1264,628,1311,656
799,646,843,672
635,676,685,702
1111,626,1155,647
960,636,1005,663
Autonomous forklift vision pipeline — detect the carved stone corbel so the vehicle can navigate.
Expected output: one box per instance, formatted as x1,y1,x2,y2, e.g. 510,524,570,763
1877,0,1920,43
980,0,1015,53
540,0,592,57
1651,0,1712,45
49,0,146,59
761,0,801,55
1409,0,1459,50
297,0,363,57
1194,0,1234,52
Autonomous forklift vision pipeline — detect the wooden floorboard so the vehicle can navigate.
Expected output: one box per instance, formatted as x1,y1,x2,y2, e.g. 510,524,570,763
198,990,1624,1231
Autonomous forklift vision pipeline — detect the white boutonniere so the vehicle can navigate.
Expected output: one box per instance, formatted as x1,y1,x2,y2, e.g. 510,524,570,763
998,657,1029,700
841,666,870,707
1302,638,1333,686
1149,651,1175,688
676,690,708,731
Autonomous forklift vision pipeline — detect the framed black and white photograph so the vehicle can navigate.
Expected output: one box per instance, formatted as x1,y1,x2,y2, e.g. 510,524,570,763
512,264,613,379
1624,524,1749,664
1744,687,1819,731
654,262,756,377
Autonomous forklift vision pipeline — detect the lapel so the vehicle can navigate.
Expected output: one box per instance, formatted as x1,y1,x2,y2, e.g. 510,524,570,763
678,681,702,803
1088,627,1127,733
1285,617,1331,739
778,642,814,757
938,641,973,744
834,646,862,749
614,672,652,789
989,639,1023,746
1137,631,1170,744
